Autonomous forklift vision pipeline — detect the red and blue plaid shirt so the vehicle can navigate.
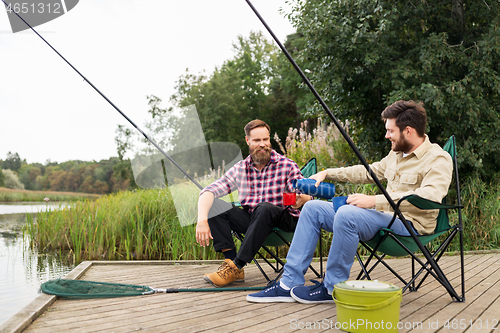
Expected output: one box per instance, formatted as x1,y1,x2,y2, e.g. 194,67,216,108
201,150,304,217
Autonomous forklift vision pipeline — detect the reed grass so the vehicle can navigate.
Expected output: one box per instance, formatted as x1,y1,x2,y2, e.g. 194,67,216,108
24,184,222,262
443,175,500,251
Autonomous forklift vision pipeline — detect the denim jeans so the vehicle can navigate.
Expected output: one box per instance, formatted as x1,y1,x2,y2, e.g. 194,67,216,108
280,200,415,293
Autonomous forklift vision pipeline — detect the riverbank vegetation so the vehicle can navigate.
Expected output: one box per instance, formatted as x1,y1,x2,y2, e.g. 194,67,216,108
0,187,99,202
0,153,133,195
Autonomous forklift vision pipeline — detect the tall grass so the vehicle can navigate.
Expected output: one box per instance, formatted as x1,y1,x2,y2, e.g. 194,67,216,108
444,175,500,251
24,185,222,262
274,119,357,171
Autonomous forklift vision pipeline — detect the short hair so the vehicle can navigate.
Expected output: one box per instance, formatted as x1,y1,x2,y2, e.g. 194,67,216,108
244,119,270,137
381,100,427,137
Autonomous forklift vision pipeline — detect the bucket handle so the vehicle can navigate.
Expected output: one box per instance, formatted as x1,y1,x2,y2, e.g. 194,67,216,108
332,290,402,311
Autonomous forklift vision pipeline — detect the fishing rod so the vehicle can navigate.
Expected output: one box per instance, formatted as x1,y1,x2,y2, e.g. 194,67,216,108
6,6,268,294
244,0,459,299
2,0,203,191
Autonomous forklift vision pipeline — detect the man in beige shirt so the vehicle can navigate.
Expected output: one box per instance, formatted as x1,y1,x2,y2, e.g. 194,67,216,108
247,100,453,304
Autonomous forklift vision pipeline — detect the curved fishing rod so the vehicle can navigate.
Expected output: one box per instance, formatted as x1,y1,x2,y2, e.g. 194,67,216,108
245,0,458,299
2,0,203,191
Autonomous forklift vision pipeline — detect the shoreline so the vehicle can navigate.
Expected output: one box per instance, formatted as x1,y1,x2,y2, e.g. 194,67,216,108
0,187,100,202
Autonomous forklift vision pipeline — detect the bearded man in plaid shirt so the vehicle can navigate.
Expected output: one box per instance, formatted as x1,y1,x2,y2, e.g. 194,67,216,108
196,119,312,287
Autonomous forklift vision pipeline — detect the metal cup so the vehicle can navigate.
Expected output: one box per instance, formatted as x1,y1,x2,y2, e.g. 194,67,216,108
283,192,296,206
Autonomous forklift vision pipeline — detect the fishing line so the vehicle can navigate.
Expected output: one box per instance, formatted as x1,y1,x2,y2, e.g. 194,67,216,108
245,0,395,212
245,0,457,298
2,0,203,190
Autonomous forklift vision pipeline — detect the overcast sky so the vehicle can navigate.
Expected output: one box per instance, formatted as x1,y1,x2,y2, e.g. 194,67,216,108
0,0,296,164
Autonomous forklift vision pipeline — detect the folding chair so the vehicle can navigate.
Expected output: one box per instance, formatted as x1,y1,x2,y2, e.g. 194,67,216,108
233,157,323,283
355,135,465,302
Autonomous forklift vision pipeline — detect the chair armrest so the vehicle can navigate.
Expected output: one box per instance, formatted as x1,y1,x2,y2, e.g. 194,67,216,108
385,194,461,230
401,194,463,210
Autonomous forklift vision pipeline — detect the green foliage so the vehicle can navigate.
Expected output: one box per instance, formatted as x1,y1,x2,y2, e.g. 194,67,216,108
272,32,317,119
2,152,22,172
290,0,500,179
445,174,500,251
0,151,133,194
0,167,4,187
114,124,138,189
18,164,42,190
2,169,25,190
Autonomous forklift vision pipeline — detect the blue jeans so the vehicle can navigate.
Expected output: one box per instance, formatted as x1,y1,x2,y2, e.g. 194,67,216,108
280,200,415,293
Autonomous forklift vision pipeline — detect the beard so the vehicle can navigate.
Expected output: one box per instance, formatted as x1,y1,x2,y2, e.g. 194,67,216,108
250,146,272,165
392,135,413,153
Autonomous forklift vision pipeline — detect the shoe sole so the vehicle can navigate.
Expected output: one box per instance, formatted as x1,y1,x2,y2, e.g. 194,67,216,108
203,276,243,287
203,275,244,284
246,295,296,303
290,289,335,304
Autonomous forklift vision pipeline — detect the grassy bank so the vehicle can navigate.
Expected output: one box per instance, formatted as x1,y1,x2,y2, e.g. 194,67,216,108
0,187,99,202
24,184,220,262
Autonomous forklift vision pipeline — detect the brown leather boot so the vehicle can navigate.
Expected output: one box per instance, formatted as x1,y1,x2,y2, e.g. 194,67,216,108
203,259,245,287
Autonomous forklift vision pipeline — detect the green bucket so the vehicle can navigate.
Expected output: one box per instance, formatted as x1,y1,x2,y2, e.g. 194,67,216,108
333,280,402,333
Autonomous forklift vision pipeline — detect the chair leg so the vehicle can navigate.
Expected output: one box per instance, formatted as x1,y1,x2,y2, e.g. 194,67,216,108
410,257,416,292
274,247,280,272
319,228,323,279
459,227,465,302
252,254,271,282
355,251,371,280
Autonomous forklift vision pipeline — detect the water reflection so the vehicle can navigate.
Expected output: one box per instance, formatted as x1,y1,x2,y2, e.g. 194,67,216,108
0,202,68,215
0,206,75,327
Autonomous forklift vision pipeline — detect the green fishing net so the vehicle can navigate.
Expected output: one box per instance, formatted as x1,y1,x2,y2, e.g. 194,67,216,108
40,279,155,299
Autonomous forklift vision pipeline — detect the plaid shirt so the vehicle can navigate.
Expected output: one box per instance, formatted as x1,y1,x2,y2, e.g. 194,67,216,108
201,150,303,217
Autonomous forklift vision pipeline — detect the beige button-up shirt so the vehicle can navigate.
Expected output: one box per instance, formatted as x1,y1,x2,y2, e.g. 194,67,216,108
326,136,453,234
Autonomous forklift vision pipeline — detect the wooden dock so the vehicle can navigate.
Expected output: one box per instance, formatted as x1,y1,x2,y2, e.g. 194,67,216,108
2,252,500,333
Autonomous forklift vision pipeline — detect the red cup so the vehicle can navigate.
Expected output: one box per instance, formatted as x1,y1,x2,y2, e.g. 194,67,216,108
283,192,296,206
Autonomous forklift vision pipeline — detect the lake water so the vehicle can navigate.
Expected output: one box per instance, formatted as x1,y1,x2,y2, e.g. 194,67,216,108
0,203,75,327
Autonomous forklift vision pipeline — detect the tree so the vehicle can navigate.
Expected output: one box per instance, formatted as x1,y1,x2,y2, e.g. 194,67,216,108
114,124,138,189
0,167,5,187
2,169,25,190
170,31,302,156
266,32,319,131
290,0,500,178
3,152,22,172
18,164,42,190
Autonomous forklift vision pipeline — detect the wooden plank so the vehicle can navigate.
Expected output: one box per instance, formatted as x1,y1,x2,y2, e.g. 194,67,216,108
397,254,496,333
9,253,500,333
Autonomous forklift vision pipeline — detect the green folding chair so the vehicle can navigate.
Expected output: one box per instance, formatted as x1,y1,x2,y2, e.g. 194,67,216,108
234,157,322,283
355,136,465,302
